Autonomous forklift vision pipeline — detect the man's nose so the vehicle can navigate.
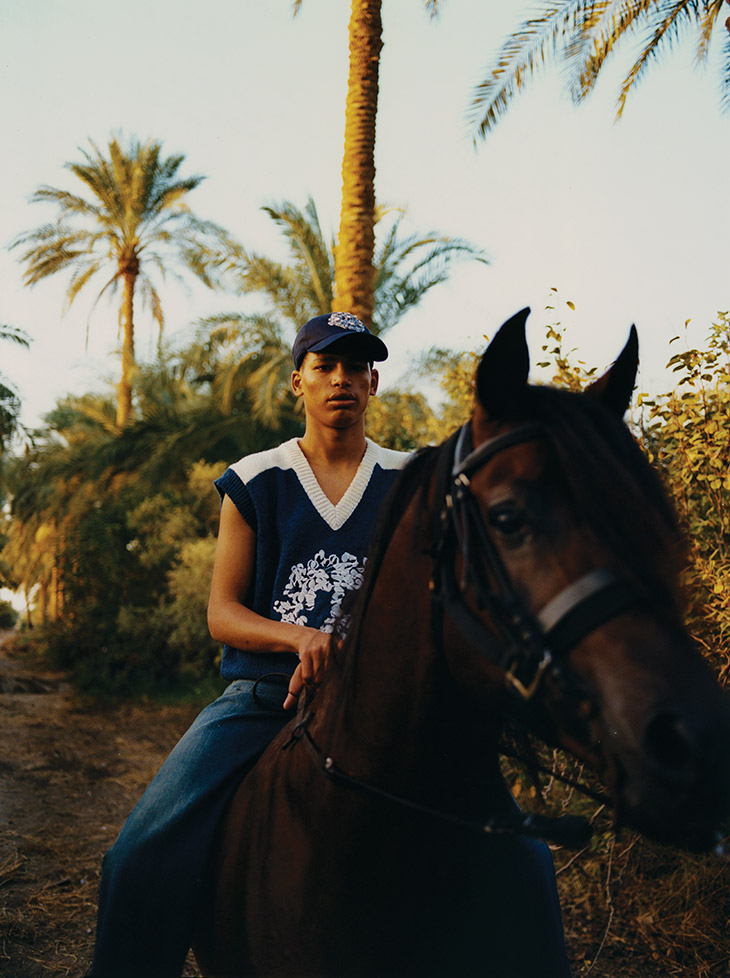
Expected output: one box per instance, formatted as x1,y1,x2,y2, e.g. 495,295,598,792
332,365,351,386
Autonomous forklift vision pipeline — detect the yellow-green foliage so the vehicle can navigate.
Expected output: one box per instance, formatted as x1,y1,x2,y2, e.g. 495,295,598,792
365,352,477,451
430,349,478,440
166,536,220,674
509,302,730,682
639,312,730,679
365,390,437,451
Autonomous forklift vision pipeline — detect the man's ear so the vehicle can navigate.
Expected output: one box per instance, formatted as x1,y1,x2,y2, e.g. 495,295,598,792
291,369,304,398
369,368,379,396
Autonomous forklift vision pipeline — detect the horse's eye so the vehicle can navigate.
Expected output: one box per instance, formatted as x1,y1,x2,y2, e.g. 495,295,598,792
487,504,530,543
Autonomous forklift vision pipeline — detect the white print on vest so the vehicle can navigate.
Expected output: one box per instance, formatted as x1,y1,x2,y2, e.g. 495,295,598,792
273,550,365,632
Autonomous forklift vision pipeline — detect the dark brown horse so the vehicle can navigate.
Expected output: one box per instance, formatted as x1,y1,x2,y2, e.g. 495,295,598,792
195,309,730,978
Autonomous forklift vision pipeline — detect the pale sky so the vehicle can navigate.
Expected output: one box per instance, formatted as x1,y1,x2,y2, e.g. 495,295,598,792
1,0,729,427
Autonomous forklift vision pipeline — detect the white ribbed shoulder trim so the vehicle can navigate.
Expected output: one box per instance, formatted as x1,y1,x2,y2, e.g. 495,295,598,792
228,441,296,483
369,442,412,470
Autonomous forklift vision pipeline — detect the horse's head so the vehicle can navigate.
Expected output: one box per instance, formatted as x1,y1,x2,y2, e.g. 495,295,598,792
437,308,730,852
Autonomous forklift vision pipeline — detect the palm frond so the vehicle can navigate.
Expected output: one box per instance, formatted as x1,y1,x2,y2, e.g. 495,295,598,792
569,1,654,101
64,259,105,309
616,0,699,115
469,1,606,140
0,324,31,348
475,0,729,132
722,25,730,113
697,0,725,61
372,213,488,335
29,186,103,221
261,197,334,313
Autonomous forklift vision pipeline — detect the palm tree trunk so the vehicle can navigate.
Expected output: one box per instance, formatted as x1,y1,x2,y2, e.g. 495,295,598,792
117,270,136,427
334,0,382,327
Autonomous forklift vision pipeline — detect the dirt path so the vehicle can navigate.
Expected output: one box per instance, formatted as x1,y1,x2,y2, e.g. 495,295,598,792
1,634,727,978
0,635,203,977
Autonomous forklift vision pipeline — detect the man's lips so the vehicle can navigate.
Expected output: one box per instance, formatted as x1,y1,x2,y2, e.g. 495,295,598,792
328,394,356,404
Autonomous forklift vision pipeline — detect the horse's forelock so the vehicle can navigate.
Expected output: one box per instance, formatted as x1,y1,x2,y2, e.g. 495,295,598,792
519,385,684,611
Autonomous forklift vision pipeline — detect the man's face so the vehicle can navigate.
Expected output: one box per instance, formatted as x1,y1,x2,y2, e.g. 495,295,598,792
291,351,379,428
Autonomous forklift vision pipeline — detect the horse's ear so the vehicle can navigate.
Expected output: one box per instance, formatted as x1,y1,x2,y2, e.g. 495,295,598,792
585,325,639,417
476,307,531,416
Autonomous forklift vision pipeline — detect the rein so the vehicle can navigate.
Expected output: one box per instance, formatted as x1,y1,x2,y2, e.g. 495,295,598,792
283,700,594,849
283,422,639,849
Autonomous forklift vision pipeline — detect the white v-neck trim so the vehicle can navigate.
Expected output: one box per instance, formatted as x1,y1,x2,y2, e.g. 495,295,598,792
286,438,378,531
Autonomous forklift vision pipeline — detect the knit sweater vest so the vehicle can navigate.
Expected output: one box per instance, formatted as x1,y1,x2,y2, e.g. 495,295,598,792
214,438,409,680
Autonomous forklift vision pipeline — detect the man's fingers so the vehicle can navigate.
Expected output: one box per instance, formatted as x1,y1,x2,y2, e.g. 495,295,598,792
284,664,304,709
299,653,315,685
285,635,331,708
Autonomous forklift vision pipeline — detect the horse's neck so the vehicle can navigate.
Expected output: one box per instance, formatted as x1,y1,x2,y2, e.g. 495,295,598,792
314,481,502,807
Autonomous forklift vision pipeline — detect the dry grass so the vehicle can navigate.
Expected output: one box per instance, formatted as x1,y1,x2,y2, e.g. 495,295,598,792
519,750,730,978
1,634,728,977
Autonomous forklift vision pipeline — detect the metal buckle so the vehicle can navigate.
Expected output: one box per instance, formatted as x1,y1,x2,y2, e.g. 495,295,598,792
505,650,553,700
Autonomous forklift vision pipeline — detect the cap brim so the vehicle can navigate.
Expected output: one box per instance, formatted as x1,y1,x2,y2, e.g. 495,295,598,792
308,332,388,363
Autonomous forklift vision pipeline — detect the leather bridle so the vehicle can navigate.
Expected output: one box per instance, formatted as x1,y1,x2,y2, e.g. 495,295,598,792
430,421,638,702
283,420,641,848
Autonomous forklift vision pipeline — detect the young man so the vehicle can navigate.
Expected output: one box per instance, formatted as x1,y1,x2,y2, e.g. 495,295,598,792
90,312,409,978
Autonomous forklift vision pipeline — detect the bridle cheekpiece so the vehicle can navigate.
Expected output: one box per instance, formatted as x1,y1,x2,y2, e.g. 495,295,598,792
431,421,637,702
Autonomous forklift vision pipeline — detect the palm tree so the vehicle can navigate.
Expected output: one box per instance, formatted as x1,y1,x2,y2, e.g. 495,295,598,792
193,195,486,425
294,0,442,326
0,324,30,455
469,1,730,138
12,136,235,427
332,0,382,326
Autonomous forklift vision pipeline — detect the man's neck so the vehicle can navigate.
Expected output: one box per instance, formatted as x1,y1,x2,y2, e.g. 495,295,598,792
297,423,368,505
298,421,367,467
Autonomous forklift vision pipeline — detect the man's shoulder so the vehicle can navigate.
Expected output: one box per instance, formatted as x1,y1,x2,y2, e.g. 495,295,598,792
229,439,298,485
367,440,412,472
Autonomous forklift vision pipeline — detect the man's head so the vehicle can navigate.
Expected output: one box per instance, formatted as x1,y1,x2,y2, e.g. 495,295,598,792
292,312,388,370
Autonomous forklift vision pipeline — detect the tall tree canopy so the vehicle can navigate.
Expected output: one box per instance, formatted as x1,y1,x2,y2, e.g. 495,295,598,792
194,195,486,425
295,0,441,325
13,136,234,427
470,0,730,138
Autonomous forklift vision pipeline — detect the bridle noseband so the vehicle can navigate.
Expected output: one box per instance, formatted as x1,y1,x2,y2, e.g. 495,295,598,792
431,421,637,702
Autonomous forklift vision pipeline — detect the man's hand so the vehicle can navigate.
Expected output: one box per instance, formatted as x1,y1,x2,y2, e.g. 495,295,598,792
283,629,332,710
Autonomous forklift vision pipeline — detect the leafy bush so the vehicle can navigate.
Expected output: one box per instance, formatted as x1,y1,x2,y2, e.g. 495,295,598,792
164,535,220,676
0,598,17,629
639,312,730,680
34,461,228,698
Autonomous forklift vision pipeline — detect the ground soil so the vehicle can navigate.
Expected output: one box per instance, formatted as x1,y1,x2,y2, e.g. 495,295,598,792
0,632,727,978
0,635,204,978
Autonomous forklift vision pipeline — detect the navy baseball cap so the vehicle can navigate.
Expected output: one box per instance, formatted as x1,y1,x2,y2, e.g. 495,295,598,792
292,312,388,369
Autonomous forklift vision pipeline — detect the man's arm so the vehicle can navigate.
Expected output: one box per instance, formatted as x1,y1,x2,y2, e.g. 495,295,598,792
207,495,330,709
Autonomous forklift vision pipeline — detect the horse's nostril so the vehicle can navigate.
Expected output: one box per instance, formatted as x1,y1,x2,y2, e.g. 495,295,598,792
643,711,696,777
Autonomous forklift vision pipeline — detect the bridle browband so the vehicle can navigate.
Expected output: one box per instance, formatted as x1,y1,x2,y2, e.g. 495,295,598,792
283,420,640,848
431,421,637,701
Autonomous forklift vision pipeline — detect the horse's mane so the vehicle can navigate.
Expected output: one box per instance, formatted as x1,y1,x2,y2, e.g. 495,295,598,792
333,383,683,708
332,442,443,705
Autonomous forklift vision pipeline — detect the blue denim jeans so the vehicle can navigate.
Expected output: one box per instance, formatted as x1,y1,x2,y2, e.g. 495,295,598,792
91,677,291,978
